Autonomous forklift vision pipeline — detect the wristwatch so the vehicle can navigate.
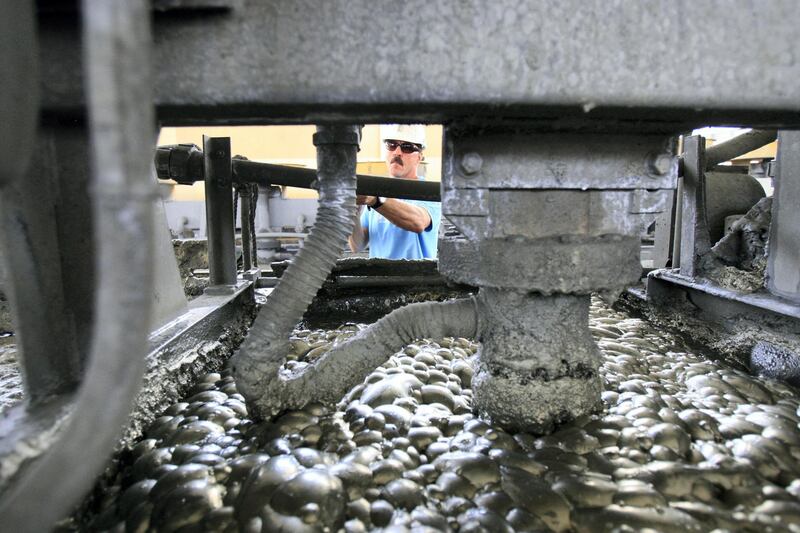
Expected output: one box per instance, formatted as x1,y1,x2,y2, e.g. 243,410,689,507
369,196,386,210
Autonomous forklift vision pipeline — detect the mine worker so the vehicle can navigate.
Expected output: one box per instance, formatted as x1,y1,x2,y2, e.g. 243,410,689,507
348,125,441,259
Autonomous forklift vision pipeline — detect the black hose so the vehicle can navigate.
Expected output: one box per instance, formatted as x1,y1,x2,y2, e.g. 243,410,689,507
234,160,442,202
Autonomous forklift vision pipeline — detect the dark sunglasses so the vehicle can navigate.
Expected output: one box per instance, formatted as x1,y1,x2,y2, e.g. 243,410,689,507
384,140,421,154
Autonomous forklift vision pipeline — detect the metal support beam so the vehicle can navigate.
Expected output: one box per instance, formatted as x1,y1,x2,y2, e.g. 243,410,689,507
650,192,675,269
0,126,93,402
767,131,800,302
239,187,253,272
0,0,38,187
202,136,236,288
0,1,157,530
38,1,800,127
679,135,711,278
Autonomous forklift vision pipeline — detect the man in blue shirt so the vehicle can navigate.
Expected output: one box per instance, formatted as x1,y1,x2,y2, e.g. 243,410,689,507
349,125,441,259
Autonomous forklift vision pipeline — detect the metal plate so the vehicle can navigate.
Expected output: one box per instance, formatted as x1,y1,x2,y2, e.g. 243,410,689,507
444,132,678,190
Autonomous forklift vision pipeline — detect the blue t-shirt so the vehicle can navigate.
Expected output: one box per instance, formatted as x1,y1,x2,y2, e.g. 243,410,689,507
360,199,441,259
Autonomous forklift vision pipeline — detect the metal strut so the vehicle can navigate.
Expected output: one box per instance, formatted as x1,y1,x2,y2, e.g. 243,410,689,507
0,1,157,530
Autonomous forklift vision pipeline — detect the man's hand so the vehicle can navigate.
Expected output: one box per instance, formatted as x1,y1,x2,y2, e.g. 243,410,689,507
356,194,377,206
349,204,369,252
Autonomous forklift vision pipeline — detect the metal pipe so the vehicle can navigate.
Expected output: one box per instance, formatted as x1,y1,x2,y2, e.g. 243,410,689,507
154,145,441,201
236,161,441,202
0,1,156,530
705,129,777,169
203,136,237,286
677,129,777,176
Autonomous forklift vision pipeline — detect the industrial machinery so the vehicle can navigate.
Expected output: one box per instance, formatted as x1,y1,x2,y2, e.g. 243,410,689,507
1,1,800,531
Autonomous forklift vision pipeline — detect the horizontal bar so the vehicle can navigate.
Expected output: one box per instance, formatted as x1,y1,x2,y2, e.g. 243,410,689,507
234,160,441,202
40,1,800,128
331,275,448,288
649,269,800,321
154,145,441,201
705,129,777,169
677,129,778,176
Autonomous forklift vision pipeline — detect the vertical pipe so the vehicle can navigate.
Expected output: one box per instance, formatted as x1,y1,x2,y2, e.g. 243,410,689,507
203,136,237,286
240,188,253,272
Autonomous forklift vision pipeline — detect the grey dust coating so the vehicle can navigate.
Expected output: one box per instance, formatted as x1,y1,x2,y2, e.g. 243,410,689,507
0,2,158,532
439,128,677,432
38,1,800,126
76,299,800,532
768,131,800,302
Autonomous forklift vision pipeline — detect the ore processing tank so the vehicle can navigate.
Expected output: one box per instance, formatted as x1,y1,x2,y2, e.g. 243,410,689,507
2,1,800,532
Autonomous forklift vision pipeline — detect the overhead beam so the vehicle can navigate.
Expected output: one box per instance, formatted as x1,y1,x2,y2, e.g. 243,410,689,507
39,0,800,127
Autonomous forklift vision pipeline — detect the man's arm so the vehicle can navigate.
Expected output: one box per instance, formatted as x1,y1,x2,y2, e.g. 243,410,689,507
361,195,431,234
349,205,369,252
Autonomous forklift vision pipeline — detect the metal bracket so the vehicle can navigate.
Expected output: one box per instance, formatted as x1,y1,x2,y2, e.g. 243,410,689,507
444,131,678,190
678,135,712,278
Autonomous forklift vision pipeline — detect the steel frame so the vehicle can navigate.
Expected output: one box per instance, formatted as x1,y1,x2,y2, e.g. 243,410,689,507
3,0,800,528
38,1,800,127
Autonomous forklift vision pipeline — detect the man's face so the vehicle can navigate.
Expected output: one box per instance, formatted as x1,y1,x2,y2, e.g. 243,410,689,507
384,139,422,180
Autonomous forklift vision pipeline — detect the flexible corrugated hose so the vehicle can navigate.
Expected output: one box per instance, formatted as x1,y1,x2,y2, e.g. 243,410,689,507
232,126,479,420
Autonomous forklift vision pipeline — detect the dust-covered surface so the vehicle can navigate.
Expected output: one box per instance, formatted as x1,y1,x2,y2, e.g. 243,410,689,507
304,289,474,329
172,239,210,299
704,197,772,294
705,264,766,294
0,342,22,415
75,299,800,532
620,286,800,377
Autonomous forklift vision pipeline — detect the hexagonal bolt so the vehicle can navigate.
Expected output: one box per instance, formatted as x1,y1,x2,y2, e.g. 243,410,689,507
647,153,673,176
460,152,483,176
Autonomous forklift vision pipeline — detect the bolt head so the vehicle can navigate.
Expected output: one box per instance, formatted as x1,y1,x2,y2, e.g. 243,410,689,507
460,152,483,176
648,153,673,176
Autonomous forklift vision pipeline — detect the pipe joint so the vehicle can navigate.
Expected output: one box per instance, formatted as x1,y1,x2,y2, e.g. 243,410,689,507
312,126,361,147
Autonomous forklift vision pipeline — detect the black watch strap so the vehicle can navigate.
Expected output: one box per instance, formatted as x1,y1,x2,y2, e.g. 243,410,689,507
370,196,385,210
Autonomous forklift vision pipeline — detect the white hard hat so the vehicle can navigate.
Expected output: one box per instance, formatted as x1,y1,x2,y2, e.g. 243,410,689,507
381,124,426,149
